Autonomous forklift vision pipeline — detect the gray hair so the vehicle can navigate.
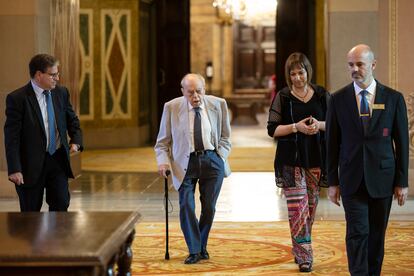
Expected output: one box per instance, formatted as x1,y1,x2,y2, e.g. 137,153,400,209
181,73,206,88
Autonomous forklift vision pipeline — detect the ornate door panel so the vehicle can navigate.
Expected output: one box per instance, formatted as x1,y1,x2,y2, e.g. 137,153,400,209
79,0,138,127
233,22,275,89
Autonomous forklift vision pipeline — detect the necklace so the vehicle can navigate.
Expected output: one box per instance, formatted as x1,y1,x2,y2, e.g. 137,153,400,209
292,87,309,101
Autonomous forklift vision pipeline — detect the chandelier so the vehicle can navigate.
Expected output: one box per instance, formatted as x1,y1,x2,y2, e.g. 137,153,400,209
212,0,277,25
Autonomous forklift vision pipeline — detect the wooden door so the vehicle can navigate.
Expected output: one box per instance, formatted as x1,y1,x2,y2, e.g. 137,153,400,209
233,22,276,89
276,0,316,90
156,0,190,126
139,0,158,140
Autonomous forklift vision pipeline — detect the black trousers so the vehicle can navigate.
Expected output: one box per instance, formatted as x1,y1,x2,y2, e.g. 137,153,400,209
15,147,70,212
342,182,392,276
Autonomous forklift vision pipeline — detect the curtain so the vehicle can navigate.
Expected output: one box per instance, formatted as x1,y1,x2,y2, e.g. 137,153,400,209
50,0,80,112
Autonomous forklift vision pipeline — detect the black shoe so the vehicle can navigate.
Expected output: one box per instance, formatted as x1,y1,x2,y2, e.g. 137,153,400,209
200,250,209,260
299,262,312,273
184,253,201,264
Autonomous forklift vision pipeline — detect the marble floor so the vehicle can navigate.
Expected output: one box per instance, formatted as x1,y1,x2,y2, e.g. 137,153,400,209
1,171,412,221
0,113,413,222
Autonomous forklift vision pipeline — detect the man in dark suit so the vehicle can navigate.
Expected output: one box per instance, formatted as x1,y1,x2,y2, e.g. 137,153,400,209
326,44,409,276
155,73,231,264
4,54,83,212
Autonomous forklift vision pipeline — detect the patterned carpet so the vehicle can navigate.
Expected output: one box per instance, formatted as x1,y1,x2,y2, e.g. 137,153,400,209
81,147,275,173
131,221,414,275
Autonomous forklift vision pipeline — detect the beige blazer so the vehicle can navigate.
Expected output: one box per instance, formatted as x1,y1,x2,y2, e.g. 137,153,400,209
154,95,231,190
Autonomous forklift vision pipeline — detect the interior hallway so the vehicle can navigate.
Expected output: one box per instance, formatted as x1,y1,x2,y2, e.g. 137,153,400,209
0,113,412,222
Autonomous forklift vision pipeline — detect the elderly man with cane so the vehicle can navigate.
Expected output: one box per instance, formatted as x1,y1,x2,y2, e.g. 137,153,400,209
155,73,231,264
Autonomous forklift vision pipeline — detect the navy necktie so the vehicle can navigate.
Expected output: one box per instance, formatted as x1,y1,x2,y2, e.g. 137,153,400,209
193,107,204,151
44,91,56,155
360,90,370,133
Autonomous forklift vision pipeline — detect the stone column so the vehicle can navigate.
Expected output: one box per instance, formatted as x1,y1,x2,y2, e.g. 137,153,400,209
0,0,50,168
326,0,379,91
0,0,50,195
190,0,234,97
221,24,233,97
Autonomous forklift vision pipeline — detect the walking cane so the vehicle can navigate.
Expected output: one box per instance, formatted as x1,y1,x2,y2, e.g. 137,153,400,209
164,170,171,260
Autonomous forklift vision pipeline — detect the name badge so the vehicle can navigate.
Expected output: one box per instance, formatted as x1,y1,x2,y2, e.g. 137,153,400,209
372,104,385,110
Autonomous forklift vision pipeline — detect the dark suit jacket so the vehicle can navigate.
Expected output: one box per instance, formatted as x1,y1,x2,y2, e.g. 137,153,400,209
4,82,83,188
326,81,409,198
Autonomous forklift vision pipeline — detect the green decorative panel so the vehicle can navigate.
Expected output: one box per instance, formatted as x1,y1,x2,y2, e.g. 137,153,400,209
105,14,113,48
79,9,94,120
79,74,90,115
120,14,127,47
105,79,113,114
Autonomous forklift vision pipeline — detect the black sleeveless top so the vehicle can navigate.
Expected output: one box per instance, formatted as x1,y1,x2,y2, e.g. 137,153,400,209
267,84,330,180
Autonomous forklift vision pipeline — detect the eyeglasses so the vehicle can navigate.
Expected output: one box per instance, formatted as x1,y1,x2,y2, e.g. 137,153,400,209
45,72,60,79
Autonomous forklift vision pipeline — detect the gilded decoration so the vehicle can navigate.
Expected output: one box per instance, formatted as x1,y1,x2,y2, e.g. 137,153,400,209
388,0,398,89
101,9,132,119
406,93,414,155
79,0,138,128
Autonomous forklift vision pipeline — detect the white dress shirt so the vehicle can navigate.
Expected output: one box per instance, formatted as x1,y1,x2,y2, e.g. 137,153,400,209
354,80,377,116
31,80,61,151
188,102,215,152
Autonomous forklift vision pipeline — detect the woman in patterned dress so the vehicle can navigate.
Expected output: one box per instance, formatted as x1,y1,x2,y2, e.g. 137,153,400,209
267,52,330,273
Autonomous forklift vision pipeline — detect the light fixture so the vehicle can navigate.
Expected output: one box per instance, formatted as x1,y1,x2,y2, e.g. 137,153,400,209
212,0,277,26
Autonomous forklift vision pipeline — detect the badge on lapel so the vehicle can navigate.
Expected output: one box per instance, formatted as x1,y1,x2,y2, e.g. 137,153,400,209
383,128,389,137
372,104,385,110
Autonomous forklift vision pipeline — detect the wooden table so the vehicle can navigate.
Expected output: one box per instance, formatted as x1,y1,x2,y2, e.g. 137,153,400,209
226,94,268,125
0,211,140,275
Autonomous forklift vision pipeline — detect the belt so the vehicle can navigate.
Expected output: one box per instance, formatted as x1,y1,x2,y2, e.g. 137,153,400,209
191,150,214,156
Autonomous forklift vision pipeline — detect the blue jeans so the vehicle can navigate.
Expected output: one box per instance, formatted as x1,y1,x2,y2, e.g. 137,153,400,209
179,150,224,254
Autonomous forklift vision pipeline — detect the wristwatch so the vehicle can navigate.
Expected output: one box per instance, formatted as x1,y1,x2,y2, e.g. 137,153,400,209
292,123,298,133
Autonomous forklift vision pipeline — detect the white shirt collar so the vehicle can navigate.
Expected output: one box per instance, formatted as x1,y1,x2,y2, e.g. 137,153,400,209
31,80,46,98
354,79,377,96
187,101,204,111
